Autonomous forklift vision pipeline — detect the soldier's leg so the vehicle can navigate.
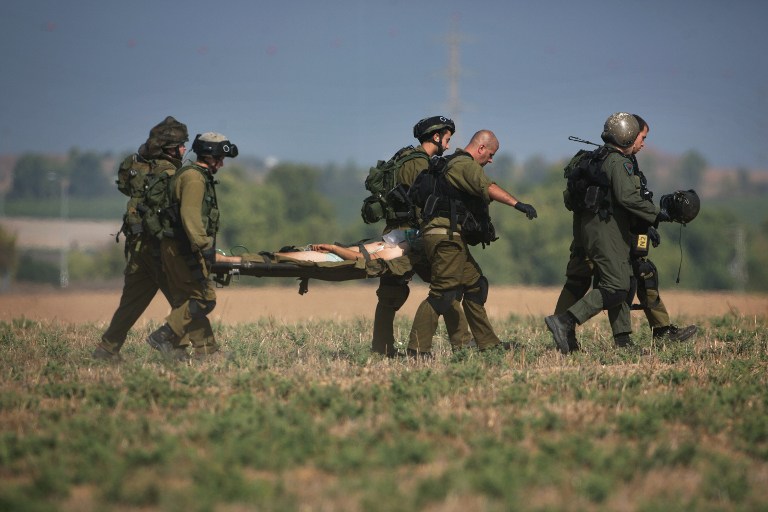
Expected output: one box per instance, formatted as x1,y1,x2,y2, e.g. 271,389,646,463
99,242,160,354
554,249,593,314
408,235,466,354
633,258,670,329
371,275,410,356
461,258,502,351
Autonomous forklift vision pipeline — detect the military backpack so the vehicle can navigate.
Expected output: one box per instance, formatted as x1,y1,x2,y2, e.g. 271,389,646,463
116,153,152,239
562,146,616,219
361,146,428,225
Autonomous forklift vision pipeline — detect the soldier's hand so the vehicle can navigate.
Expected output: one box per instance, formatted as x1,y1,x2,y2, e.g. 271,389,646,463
648,226,661,248
514,202,537,220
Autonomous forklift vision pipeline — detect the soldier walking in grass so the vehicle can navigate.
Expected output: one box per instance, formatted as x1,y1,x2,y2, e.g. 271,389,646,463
407,130,538,357
546,112,683,353
368,116,470,358
92,116,188,361
145,132,238,361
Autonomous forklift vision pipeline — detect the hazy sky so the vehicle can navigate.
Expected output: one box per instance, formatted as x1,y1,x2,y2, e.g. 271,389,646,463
2,0,766,170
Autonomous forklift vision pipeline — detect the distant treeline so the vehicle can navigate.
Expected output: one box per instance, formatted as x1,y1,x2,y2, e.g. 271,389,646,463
2,149,768,292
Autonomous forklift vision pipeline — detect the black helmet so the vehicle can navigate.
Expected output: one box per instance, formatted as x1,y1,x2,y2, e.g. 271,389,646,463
413,116,455,141
601,112,641,148
660,189,701,224
192,132,239,158
149,116,189,148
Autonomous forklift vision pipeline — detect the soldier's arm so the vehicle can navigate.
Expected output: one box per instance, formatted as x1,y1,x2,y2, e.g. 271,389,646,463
178,173,212,251
608,161,659,224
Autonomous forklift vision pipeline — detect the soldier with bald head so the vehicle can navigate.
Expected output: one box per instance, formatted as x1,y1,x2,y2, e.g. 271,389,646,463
407,129,538,357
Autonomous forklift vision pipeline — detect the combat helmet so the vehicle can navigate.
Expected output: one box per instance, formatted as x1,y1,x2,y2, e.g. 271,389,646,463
660,189,701,224
601,112,641,148
192,132,239,159
413,116,456,141
149,116,189,148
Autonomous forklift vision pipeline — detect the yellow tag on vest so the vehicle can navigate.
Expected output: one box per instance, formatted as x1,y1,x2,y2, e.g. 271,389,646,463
636,234,648,250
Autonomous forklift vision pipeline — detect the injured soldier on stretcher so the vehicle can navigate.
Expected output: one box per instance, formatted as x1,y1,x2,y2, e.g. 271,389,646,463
215,229,418,264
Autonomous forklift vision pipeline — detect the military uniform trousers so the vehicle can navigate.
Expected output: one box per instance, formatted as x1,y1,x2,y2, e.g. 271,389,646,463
160,237,219,353
100,235,178,354
408,233,500,352
631,256,670,329
566,214,633,336
555,248,671,332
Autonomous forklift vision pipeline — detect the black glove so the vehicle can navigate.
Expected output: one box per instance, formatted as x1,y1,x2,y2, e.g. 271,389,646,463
514,202,537,220
655,209,672,224
648,226,661,248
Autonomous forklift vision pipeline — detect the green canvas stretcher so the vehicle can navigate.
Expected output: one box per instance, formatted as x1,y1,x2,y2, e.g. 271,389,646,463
210,250,428,295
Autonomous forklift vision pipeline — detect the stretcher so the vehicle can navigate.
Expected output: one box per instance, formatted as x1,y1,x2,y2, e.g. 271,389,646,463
210,251,428,294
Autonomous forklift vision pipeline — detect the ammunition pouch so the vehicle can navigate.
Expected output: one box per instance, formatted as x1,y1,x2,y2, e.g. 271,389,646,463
461,212,498,247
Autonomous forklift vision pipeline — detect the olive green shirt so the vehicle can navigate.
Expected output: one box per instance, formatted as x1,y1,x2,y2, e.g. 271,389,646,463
173,164,215,252
396,145,430,187
421,149,495,231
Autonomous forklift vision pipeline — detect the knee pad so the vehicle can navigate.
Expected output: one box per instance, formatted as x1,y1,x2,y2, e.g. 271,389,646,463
564,276,591,300
189,299,216,319
635,258,659,292
463,276,489,305
427,288,461,315
376,280,410,311
598,288,627,310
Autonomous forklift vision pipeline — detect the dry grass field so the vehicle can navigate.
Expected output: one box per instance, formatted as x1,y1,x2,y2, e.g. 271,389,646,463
0,283,765,326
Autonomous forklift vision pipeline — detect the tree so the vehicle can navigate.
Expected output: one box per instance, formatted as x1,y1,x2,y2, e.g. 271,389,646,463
9,154,67,199
67,149,112,197
264,163,335,224
674,150,707,190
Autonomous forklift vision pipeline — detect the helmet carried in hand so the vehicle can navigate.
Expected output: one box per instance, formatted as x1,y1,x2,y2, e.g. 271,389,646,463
659,189,700,224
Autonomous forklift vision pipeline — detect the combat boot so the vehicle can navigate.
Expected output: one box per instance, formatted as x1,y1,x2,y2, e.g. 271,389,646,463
146,324,179,356
653,324,697,343
545,312,577,354
91,346,122,362
614,333,634,348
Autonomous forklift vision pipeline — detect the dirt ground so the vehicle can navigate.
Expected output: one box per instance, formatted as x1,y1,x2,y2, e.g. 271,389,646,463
1,283,765,326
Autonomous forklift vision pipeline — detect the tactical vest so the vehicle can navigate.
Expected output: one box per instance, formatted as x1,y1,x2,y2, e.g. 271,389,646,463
563,145,620,220
165,164,220,240
409,154,496,246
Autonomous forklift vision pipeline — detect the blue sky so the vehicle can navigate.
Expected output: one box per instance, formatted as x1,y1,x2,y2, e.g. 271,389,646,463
1,0,766,170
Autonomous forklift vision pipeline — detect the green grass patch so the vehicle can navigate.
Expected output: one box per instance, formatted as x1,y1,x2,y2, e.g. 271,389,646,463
0,316,766,510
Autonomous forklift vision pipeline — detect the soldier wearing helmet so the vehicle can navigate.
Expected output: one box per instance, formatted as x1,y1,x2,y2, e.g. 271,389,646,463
146,132,238,361
370,115,463,357
92,116,189,361
551,115,697,353
546,112,675,353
